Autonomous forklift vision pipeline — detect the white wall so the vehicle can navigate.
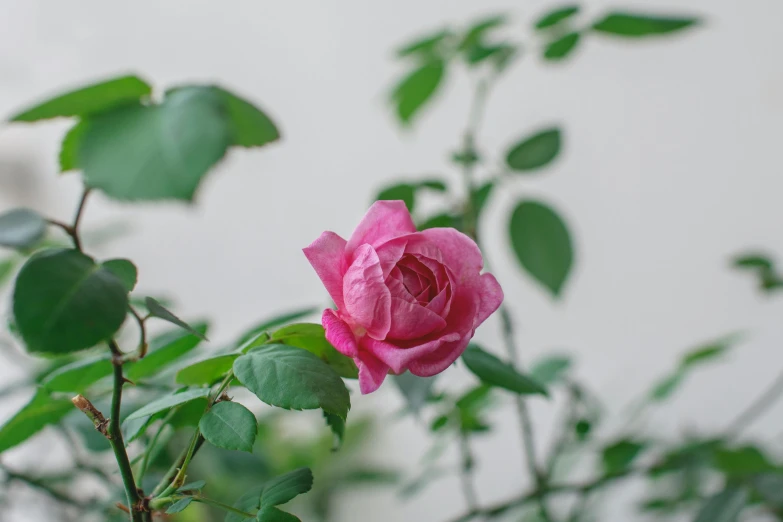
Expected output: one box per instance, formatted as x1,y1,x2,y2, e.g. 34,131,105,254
1,0,782,521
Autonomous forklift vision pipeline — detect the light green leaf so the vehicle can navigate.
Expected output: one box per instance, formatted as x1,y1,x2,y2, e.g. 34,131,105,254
650,371,684,401
530,355,572,386
214,87,280,148
693,487,748,522
199,401,257,453
10,75,152,122
225,487,263,522
257,508,300,522
593,12,699,37
125,388,210,421
0,389,74,453
535,6,580,29
176,354,239,386
261,467,313,507
145,297,207,340
125,322,209,381
59,121,87,172
397,29,454,58
13,248,128,354
544,32,581,61
102,258,137,292
602,439,645,474
509,200,573,297
0,208,47,249
392,373,436,415
233,344,350,420
42,354,112,392
79,87,232,202
458,14,507,52
392,60,446,124
236,307,319,346
713,446,776,476
166,497,193,514
462,345,548,396
178,480,206,493
0,258,17,287
505,128,562,171
268,323,358,379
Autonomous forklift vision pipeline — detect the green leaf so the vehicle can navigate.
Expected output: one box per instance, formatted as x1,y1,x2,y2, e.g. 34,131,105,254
10,75,152,122
59,121,87,172
168,398,209,429
0,258,16,287
176,354,239,386
261,467,314,507
257,507,300,522
125,322,209,381
456,385,494,433
166,497,193,514
79,87,232,202
0,208,47,249
13,248,128,354
268,323,358,379
225,487,263,522
377,184,416,212
125,388,210,421
602,439,645,474
324,411,345,449
392,60,446,124
233,344,350,420
535,5,580,29
393,373,436,415
462,345,548,396
42,354,112,392
505,128,562,171
593,12,699,37
713,446,776,476
397,29,454,58
544,32,581,61
236,307,319,346
650,371,684,401
693,487,748,522
178,480,206,493
472,182,494,219
419,180,447,191
465,43,515,66
682,343,731,367
214,87,280,148
733,253,773,271
145,297,207,340
199,401,257,453
0,389,74,453
459,14,507,51
101,259,137,292
530,355,572,386
418,213,459,231
509,200,573,297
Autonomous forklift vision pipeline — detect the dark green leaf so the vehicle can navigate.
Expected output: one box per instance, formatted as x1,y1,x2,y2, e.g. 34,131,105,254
102,259,137,292
602,439,645,474
166,497,193,514
472,182,494,219
505,128,562,171
465,44,516,66
377,184,416,212
509,200,573,297
418,213,459,231
59,121,87,172
324,411,345,450
233,344,350,420
530,355,572,386
393,373,436,415
125,322,209,381
430,415,450,432
0,208,46,249
79,87,232,202
257,507,300,522
145,297,207,340
10,75,152,122
458,14,507,51
713,446,776,476
682,342,731,367
0,389,73,453
419,180,447,191
392,60,445,124
462,345,548,396
752,473,783,509
125,388,210,421
535,6,580,29
200,401,257,453
693,487,748,522
42,354,112,392
733,254,773,271
176,354,239,386
178,480,206,493
575,419,591,440
13,248,128,354
225,487,263,522
214,87,280,148
168,398,209,429
544,32,581,61
261,467,313,507
593,12,699,37
269,323,358,379
397,29,454,58
236,307,319,347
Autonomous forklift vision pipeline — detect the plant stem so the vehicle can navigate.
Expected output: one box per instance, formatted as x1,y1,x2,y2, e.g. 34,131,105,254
47,188,91,252
108,340,144,521
725,369,783,436
192,496,256,518
458,434,480,513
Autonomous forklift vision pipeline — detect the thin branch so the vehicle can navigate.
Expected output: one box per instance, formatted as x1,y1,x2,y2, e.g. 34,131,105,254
71,188,91,251
129,306,148,359
726,370,783,436
458,435,480,514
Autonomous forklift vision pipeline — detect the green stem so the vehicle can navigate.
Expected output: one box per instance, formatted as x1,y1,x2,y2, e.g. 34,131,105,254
138,411,173,481
150,435,205,497
192,496,256,518
458,434,480,513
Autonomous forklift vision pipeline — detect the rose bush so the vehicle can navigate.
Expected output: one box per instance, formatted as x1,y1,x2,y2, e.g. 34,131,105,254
304,200,504,393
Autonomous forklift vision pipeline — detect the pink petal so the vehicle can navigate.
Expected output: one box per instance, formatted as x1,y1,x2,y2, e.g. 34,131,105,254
426,285,452,317
346,201,416,258
342,244,391,339
408,334,471,377
356,350,390,394
388,297,447,340
303,231,348,309
322,309,358,357
420,228,483,282
362,332,461,374
473,273,504,328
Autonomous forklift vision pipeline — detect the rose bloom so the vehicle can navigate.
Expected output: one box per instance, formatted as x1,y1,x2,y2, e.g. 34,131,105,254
304,201,503,393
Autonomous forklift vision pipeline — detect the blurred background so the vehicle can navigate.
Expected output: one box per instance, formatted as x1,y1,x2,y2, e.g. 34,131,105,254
0,0,781,521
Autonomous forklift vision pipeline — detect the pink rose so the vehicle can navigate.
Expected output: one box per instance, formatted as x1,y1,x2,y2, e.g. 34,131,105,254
303,201,504,394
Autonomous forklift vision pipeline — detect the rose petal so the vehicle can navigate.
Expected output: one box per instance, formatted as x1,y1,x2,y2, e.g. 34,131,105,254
473,273,504,329
346,201,416,258
362,332,461,374
303,231,348,309
356,350,390,394
420,228,483,282
388,297,447,340
426,285,452,317
343,244,391,339
408,334,471,377
322,309,358,357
